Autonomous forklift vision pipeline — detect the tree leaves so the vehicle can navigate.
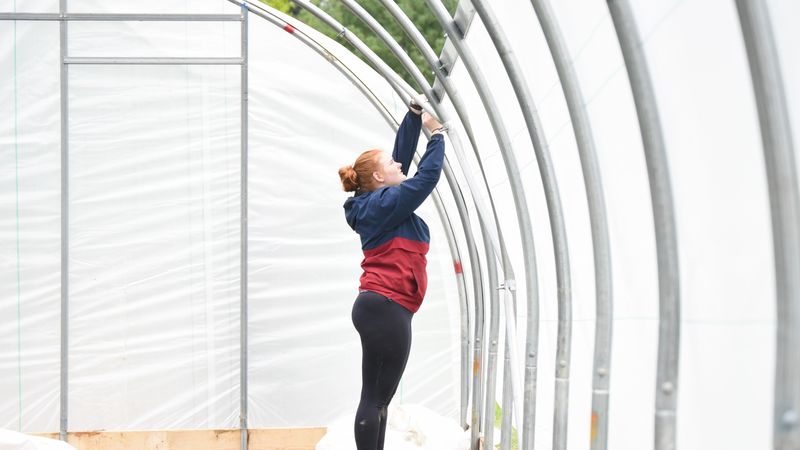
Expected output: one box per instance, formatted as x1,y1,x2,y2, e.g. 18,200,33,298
258,0,457,86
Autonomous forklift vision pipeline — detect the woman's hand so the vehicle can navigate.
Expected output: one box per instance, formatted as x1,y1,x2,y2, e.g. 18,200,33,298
409,98,423,115
422,112,444,134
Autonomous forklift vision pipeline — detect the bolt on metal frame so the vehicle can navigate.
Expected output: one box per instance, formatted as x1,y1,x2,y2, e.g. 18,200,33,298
735,2,800,449
606,1,681,449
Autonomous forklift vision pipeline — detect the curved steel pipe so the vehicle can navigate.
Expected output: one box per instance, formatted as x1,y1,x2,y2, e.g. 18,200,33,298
275,0,502,273
735,2,800,449
606,2,681,449
470,2,574,449
482,242,501,450
527,1,614,448
500,307,516,450
423,0,542,446
371,0,507,264
339,0,507,268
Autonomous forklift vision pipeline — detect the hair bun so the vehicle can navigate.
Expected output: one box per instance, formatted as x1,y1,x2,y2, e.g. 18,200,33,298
338,165,359,192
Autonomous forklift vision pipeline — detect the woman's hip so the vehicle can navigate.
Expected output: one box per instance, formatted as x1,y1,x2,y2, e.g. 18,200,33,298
351,290,412,336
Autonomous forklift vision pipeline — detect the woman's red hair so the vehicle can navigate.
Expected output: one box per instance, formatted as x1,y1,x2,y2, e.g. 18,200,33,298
339,149,382,192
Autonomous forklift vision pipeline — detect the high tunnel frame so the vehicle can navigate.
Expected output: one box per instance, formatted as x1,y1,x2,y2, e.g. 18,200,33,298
1,1,798,450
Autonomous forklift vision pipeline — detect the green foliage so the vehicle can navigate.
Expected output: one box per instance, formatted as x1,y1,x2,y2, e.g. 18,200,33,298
494,402,519,450
262,0,295,13
257,0,458,86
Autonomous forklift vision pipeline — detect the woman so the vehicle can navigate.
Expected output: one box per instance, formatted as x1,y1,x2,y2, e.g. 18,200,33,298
338,103,445,450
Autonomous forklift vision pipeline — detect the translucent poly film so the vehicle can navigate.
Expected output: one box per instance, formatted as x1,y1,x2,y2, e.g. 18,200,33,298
0,20,62,433
0,0,462,433
445,0,781,448
1,1,798,450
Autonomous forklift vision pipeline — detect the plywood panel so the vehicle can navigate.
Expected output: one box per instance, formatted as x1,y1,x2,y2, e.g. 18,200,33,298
32,428,326,450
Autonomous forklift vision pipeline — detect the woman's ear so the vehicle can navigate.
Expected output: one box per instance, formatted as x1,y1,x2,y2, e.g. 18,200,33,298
372,171,384,184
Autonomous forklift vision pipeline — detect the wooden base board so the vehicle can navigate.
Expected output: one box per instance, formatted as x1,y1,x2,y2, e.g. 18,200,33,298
33,427,326,450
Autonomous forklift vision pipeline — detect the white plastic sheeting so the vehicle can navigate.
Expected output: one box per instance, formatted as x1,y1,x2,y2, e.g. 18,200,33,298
0,430,76,450
1,0,461,434
446,0,784,449
0,19,62,433
316,404,469,450
1,0,798,449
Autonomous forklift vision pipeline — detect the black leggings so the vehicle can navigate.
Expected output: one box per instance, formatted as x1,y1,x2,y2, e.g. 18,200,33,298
351,290,413,450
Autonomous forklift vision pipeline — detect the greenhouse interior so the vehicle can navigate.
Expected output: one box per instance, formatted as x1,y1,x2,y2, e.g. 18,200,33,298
1,0,799,449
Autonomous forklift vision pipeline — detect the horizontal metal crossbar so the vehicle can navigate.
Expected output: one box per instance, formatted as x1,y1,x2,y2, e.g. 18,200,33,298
64,57,244,65
0,12,242,21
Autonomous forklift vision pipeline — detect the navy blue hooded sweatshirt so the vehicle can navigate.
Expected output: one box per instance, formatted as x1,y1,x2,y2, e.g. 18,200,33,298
343,112,445,313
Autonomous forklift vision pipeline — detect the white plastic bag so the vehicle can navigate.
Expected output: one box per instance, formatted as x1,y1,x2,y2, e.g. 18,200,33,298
316,404,469,450
0,430,77,450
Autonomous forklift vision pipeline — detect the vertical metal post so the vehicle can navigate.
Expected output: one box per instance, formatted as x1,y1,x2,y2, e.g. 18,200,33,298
59,0,69,443
734,2,800,449
482,240,501,450
606,2,681,449
526,1,614,448
500,341,513,450
240,4,249,450
427,187,471,425
437,163,485,438
469,263,486,450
